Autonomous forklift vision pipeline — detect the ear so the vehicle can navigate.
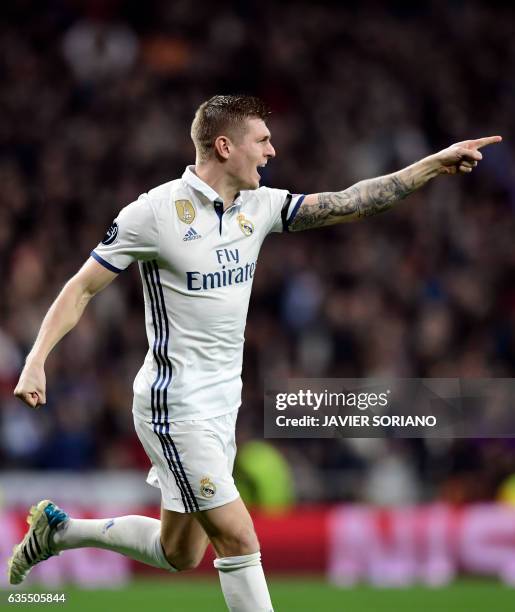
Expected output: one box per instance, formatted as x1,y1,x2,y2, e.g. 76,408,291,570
214,135,232,160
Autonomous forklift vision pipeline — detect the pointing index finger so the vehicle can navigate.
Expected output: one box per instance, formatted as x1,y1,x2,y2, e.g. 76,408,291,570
470,135,503,149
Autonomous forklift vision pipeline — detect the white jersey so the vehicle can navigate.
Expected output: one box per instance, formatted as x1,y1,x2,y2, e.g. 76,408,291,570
92,166,304,422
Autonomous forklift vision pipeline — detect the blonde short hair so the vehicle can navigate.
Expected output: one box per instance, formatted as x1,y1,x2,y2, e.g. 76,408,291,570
191,95,271,162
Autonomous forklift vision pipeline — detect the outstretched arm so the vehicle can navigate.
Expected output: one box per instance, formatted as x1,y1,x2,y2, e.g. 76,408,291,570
289,136,502,231
14,258,117,408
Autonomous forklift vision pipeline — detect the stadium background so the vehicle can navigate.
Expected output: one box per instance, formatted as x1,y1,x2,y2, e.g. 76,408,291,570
0,0,514,610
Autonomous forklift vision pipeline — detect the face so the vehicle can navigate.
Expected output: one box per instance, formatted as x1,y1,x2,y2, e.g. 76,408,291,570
227,118,276,190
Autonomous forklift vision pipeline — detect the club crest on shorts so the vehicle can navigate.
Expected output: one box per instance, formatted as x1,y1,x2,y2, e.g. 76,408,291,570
200,477,216,498
175,200,196,224
237,213,254,236
101,221,118,245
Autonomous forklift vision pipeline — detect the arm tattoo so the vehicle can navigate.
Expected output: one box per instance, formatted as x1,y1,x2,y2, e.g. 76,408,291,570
290,172,418,231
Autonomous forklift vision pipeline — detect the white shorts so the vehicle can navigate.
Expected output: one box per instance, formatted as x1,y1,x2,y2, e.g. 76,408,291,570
133,409,239,513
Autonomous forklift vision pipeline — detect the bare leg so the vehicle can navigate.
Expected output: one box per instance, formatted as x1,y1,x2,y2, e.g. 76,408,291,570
196,498,273,612
160,505,210,570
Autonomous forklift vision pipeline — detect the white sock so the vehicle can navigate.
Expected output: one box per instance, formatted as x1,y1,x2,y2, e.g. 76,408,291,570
214,552,273,612
52,515,175,571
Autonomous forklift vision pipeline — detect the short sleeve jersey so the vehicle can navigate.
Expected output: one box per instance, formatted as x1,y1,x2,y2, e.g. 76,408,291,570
92,166,304,422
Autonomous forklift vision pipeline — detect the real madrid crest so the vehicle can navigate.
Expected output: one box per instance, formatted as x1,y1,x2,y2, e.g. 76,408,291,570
175,199,196,224
200,477,216,498
237,213,254,237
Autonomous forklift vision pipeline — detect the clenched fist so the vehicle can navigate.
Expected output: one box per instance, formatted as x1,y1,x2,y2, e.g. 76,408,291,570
14,362,46,409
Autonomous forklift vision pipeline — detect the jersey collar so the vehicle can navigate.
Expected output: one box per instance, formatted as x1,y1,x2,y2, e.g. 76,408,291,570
182,166,242,207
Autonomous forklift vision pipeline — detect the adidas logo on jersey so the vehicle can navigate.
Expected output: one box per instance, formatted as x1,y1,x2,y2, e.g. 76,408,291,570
183,227,202,242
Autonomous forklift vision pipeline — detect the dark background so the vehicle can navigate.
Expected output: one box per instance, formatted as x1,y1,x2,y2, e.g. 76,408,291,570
1,0,514,506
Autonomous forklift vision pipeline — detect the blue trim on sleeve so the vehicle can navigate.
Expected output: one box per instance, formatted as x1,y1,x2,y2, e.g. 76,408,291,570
280,193,293,233
90,251,124,273
285,194,305,231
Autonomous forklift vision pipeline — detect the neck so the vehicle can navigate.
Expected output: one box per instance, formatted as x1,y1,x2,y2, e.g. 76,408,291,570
194,162,240,209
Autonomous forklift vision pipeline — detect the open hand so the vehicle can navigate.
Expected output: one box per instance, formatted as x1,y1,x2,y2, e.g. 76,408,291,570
434,136,502,175
14,363,46,408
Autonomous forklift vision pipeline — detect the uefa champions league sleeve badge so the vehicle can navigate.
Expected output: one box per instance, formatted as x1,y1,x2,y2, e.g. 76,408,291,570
101,222,119,245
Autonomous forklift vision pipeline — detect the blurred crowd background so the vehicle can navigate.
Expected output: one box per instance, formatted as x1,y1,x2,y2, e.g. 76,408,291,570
1,0,514,509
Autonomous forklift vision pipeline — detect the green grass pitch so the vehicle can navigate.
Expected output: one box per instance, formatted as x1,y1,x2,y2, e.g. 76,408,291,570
5,577,513,611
